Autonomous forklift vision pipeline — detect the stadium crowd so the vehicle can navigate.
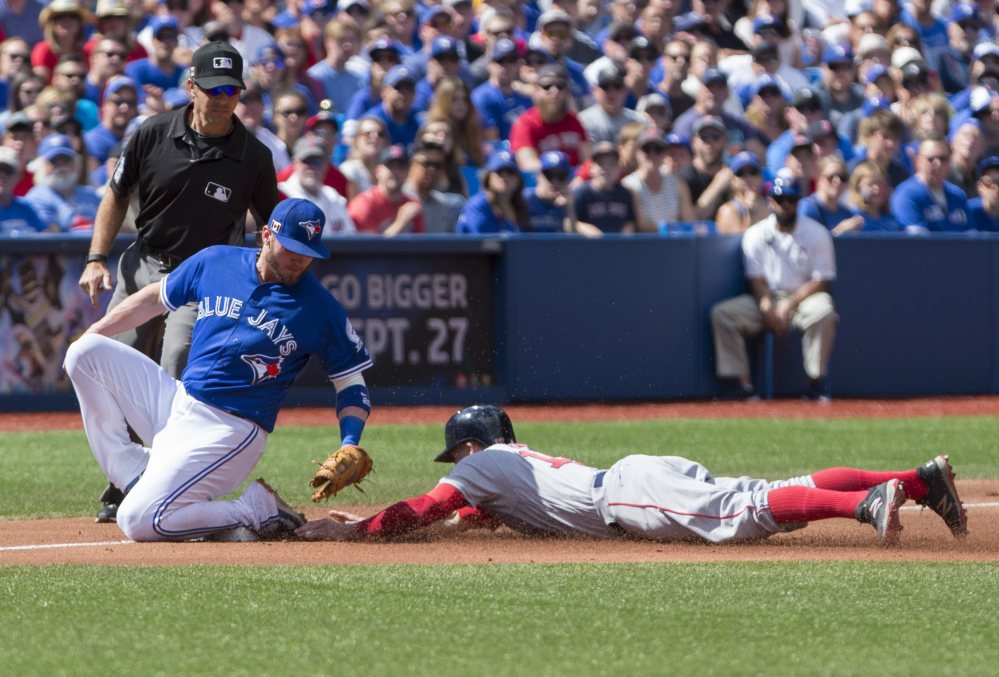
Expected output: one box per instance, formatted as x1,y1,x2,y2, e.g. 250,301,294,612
0,0,998,236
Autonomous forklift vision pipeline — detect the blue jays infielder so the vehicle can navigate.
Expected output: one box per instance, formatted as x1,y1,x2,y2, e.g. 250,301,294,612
64,198,372,541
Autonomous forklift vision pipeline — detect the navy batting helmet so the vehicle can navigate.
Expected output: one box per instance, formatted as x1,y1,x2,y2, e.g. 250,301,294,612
435,405,516,462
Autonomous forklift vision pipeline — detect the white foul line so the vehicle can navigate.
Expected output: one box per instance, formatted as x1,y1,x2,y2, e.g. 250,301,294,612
0,539,134,552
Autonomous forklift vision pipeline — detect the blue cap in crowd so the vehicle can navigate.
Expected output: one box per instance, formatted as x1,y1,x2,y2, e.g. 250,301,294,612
664,133,690,150
674,11,708,33
491,38,519,62
268,198,329,259
104,75,137,100
978,155,999,176
752,73,788,99
951,2,979,23
420,5,450,26
430,35,460,58
540,150,571,173
701,68,728,87
366,37,400,59
730,151,760,175
974,42,999,62
302,0,334,16
485,150,518,174
253,43,285,67
752,14,787,36
863,64,890,86
823,43,853,65
383,65,416,88
39,134,77,161
769,173,801,199
149,14,179,37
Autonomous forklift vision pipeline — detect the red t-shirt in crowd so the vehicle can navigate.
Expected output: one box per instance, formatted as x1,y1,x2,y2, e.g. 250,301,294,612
509,107,588,167
347,186,425,234
276,162,348,198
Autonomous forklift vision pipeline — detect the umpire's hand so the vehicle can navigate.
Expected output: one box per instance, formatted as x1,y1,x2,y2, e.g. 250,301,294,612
79,262,113,308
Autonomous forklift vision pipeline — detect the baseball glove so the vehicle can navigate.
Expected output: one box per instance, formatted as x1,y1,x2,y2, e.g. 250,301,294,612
310,445,373,502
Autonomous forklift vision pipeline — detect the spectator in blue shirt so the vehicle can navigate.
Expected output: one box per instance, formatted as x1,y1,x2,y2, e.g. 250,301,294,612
124,15,185,104
800,156,860,232
457,150,527,233
890,137,970,233
343,38,402,131
307,18,364,115
524,150,572,232
25,134,101,232
0,147,45,234
412,35,464,112
843,161,901,234
84,75,139,174
362,65,422,146
471,38,532,142
968,155,999,232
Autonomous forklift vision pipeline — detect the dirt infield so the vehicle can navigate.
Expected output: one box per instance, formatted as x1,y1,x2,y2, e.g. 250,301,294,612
3,397,998,566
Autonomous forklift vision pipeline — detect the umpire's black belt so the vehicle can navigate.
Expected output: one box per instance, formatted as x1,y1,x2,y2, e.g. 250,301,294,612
139,240,183,269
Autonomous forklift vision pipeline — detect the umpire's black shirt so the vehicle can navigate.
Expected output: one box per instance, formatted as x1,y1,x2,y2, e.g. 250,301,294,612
110,103,279,259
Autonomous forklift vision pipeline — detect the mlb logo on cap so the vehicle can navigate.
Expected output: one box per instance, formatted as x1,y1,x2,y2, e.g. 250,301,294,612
214,57,233,69
268,198,330,259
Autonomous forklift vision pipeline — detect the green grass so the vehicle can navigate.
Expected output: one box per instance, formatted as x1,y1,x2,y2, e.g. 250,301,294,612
2,416,997,675
2,416,997,519
1,562,997,676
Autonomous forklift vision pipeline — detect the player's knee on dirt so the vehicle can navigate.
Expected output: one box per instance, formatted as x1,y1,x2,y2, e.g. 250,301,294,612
115,495,162,542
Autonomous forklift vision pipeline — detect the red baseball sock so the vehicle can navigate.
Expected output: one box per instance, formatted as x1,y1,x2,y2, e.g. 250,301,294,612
810,467,927,501
767,486,869,524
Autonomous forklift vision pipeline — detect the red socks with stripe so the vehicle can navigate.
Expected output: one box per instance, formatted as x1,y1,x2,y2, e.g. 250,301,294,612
810,467,927,501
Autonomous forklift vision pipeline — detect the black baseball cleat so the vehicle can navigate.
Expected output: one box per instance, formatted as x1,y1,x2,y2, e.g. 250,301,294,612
254,479,306,539
916,455,968,537
95,483,124,523
856,479,906,546
715,379,759,402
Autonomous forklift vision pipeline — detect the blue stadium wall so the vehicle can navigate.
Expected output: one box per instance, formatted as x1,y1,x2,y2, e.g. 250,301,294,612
1,232,997,411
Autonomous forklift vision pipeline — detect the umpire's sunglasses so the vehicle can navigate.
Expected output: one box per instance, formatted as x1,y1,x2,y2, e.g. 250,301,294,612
198,84,240,97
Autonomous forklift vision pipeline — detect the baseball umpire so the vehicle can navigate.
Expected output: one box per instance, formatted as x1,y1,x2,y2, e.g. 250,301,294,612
65,198,373,542
78,41,279,522
296,405,968,545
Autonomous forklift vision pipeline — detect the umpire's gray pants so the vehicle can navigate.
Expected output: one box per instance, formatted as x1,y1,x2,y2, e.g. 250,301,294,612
107,241,197,379
710,292,838,381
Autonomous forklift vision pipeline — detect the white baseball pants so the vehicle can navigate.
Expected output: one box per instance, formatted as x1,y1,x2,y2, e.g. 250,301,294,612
64,334,281,541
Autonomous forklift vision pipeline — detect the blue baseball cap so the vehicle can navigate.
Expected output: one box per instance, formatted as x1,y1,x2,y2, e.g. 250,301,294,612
862,95,890,115
39,134,77,161
383,65,416,88
491,38,519,62
769,173,801,199
150,14,179,37
430,35,460,58
664,133,690,149
103,75,137,100
823,43,853,65
267,198,329,259
952,2,979,23
302,0,334,16
752,14,787,35
540,150,571,172
253,43,285,67
752,73,788,99
365,37,400,59
863,63,890,86
485,150,518,174
701,68,728,87
978,154,999,176
674,11,708,33
730,151,760,175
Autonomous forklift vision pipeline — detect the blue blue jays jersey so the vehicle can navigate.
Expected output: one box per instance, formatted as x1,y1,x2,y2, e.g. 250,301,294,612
161,246,372,432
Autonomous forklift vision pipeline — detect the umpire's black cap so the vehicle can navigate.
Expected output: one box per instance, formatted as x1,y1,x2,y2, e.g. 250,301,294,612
191,41,245,89
436,405,517,462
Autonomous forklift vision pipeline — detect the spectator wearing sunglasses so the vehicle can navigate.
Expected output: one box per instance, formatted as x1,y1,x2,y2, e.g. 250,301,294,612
814,43,864,129
83,37,128,106
471,38,532,141
124,16,185,103
571,140,637,235
404,140,465,233
890,136,970,233
523,150,574,232
710,174,838,402
83,76,139,173
0,38,33,111
361,65,421,146
799,156,862,233
509,63,589,173
967,155,999,232
716,151,768,234
349,143,425,235
765,87,853,177
579,64,645,145
278,134,356,235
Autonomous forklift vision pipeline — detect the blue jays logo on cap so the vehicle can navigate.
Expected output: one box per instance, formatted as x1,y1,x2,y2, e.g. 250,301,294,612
267,198,330,259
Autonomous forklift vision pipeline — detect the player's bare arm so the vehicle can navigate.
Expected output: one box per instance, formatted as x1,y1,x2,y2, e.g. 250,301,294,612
84,280,166,338
80,190,130,307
